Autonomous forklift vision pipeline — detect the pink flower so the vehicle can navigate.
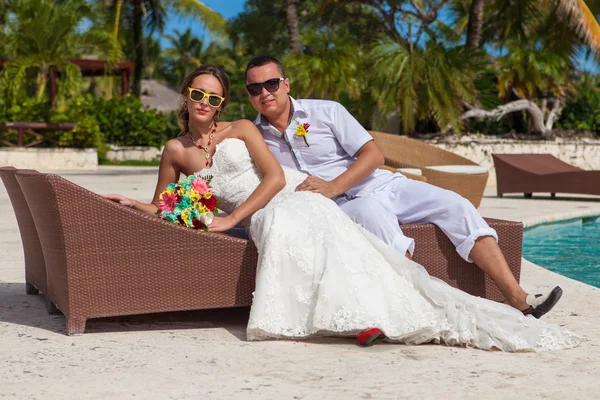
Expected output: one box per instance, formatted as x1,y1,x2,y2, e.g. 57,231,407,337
191,177,209,195
158,192,178,213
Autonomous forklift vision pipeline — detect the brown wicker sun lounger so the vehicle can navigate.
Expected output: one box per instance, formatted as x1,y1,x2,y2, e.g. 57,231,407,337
492,154,600,198
369,131,489,207
0,167,47,295
12,170,522,335
15,169,258,335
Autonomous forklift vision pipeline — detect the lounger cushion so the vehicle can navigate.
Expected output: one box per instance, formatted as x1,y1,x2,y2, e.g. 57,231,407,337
425,165,488,175
396,168,423,176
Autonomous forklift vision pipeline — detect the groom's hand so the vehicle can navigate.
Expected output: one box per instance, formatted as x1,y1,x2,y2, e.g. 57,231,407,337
296,177,339,198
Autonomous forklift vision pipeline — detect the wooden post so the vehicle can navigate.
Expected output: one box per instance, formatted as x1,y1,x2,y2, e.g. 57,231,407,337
49,67,58,106
121,69,129,97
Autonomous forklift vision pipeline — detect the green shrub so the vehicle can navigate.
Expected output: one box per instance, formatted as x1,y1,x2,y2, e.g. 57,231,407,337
0,97,53,122
79,96,175,148
1,96,178,158
557,73,600,134
0,97,105,149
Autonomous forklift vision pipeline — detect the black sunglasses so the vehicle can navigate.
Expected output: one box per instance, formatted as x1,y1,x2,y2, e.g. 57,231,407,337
246,78,285,96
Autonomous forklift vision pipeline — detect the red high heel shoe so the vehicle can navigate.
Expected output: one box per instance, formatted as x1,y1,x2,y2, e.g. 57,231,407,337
356,328,382,346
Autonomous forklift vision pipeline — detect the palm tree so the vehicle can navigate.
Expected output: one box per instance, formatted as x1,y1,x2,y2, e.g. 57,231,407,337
104,0,226,97
286,0,302,53
369,38,482,134
163,29,204,77
161,28,235,86
449,0,600,136
1,0,122,104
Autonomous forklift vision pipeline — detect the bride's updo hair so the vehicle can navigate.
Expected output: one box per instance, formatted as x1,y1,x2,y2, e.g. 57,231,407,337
177,64,230,137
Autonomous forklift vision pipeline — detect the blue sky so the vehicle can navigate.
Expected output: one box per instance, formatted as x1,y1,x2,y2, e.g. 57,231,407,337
161,0,246,47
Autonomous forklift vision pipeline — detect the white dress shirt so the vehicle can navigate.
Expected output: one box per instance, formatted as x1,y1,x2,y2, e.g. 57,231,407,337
254,97,494,261
254,97,394,198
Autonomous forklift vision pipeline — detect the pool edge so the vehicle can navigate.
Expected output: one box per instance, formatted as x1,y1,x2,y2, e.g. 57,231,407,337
521,210,600,229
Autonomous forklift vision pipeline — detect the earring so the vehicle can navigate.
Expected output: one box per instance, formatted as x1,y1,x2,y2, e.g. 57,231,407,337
215,110,221,121
183,102,188,110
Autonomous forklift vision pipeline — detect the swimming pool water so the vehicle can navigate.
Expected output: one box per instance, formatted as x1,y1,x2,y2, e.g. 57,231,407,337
523,216,600,288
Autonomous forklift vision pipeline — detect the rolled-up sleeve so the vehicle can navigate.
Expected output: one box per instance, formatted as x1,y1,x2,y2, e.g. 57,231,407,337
330,102,373,156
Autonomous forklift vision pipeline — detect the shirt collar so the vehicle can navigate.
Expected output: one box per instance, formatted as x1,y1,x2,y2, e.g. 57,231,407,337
289,96,308,119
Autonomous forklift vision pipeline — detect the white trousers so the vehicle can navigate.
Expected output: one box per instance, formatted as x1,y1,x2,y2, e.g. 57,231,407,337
336,175,497,262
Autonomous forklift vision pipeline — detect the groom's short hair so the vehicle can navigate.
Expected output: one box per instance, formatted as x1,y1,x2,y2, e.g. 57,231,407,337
245,56,287,81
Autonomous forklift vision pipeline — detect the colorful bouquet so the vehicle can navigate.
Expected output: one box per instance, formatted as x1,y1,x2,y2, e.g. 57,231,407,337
156,175,218,231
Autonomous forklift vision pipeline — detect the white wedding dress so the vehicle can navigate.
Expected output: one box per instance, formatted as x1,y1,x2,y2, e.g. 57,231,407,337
198,138,580,352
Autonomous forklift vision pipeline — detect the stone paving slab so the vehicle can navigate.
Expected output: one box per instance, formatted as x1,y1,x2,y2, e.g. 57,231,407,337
1,168,599,399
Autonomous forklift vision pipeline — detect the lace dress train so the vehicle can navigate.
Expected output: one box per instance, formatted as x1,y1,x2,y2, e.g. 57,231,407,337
199,138,580,352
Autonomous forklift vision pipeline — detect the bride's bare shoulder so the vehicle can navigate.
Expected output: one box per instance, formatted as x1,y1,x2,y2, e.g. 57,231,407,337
229,119,257,131
163,137,187,153
216,120,260,143
228,119,261,138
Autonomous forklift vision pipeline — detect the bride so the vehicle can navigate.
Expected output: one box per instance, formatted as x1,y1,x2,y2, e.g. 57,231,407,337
105,65,580,352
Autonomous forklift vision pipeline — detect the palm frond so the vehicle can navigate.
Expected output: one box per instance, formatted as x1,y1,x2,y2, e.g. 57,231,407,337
168,0,226,34
369,37,480,134
78,30,124,63
144,0,166,34
55,60,83,100
557,0,600,54
0,56,39,104
284,41,362,100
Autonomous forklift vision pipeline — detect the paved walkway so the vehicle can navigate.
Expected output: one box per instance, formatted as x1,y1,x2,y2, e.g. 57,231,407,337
1,167,600,399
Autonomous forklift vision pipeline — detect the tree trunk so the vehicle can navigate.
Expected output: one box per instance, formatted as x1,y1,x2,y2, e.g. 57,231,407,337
465,0,484,49
545,99,563,131
36,68,48,99
49,66,58,106
106,0,123,99
132,0,144,97
0,1,6,26
113,0,123,39
448,99,558,139
285,0,302,53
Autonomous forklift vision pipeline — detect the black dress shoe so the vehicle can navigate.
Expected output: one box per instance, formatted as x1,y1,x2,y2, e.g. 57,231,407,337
522,286,563,319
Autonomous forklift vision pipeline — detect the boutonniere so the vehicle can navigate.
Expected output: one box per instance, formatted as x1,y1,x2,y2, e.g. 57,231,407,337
294,122,310,147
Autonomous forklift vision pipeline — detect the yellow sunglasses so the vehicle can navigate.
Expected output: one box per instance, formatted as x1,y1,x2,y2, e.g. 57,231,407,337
187,87,225,107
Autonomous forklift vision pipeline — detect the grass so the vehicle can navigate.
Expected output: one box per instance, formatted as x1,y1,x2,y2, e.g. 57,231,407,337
99,159,161,166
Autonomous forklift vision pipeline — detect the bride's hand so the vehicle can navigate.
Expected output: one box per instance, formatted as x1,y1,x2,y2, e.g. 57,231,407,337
102,194,136,208
208,215,238,233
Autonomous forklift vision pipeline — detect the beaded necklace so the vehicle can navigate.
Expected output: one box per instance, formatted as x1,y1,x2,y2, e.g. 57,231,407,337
189,122,218,166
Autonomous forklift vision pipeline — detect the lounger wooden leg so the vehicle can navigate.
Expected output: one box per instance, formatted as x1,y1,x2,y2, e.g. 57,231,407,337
45,297,61,315
25,282,39,295
66,317,87,335
524,193,532,198
497,193,503,198
551,193,556,198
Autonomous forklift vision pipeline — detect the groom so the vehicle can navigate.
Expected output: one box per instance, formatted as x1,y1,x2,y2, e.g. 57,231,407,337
244,55,562,318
